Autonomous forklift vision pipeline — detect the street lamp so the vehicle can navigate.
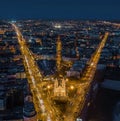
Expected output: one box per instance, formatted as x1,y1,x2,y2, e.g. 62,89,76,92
47,85,50,89
70,85,74,90
66,78,68,82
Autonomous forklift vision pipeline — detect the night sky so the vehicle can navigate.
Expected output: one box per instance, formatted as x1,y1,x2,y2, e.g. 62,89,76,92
0,0,120,20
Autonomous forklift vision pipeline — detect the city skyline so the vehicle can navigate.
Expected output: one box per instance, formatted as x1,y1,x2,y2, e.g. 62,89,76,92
0,0,120,20
0,18,120,121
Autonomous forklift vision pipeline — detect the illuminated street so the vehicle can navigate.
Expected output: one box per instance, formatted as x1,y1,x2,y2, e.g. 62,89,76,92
11,22,109,121
64,32,109,121
12,23,60,121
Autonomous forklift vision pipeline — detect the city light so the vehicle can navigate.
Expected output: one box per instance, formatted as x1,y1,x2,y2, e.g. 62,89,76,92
47,85,51,89
1,19,118,121
54,24,61,29
70,85,74,90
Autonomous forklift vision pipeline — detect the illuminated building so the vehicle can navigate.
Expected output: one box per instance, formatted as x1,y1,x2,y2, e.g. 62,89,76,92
54,78,66,97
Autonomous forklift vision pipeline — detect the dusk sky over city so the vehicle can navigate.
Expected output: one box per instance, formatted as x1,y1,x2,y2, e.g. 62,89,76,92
0,0,120,19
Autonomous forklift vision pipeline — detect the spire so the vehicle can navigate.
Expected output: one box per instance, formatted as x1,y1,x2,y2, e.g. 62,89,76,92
54,78,66,97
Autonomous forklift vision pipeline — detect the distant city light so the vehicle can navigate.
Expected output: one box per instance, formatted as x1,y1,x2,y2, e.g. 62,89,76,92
54,24,61,29
11,20,16,23
29,39,32,43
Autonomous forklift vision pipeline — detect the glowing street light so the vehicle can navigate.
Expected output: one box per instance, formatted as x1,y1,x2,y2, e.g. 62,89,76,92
70,85,74,90
47,85,51,89
66,78,68,82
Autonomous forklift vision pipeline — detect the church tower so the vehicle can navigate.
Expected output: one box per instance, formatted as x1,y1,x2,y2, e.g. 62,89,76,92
54,78,66,97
